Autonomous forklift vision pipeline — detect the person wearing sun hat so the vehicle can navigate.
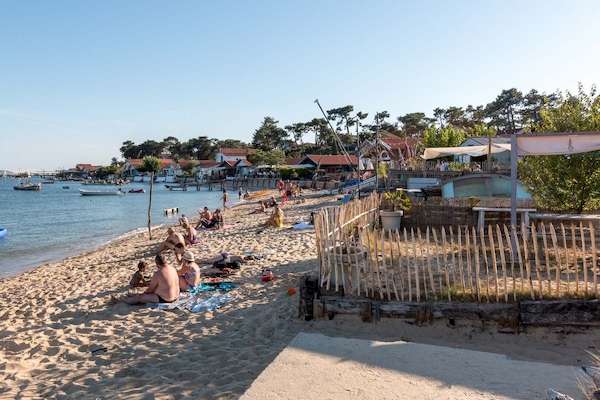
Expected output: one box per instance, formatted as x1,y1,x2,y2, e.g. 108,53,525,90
178,250,201,291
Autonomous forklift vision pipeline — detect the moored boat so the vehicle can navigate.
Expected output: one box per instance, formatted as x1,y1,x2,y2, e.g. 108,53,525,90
14,182,42,191
243,189,270,199
0,227,6,239
41,181,55,184
128,188,146,193
79,188,123,196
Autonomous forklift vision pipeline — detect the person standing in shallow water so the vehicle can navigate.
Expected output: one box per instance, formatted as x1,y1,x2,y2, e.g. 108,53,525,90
238,186,243,200
222,188,229,210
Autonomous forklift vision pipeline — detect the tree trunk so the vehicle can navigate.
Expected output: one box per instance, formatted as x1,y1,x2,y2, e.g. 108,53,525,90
148,172,154,240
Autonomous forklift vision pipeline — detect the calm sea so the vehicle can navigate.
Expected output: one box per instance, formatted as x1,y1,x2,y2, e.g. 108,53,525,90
0,177,233,278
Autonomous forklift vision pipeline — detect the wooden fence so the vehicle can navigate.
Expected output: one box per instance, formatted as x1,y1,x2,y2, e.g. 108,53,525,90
315,194,600,303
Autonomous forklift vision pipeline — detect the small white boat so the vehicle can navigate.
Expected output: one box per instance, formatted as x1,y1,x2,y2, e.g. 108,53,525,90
79,188,123,196
0,228,6,239
14,182,41,191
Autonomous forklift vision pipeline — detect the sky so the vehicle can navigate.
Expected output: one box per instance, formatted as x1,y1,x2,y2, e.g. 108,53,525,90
1,0,600,172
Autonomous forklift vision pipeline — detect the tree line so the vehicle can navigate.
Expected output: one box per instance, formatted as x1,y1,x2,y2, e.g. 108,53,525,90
115,86,564,164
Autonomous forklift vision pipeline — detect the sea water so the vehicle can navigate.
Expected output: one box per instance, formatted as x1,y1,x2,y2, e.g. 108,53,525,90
0,177,237,278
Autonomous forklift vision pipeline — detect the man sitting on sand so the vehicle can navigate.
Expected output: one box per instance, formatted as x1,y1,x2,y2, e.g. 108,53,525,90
111,254,180,305
199,208,223,229
155,227,185,255
196,207,212,229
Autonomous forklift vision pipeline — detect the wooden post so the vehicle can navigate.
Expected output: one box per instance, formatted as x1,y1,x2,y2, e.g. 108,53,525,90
531,222,543,299
405,227,412,302
389,229,399,301
549,223,561,298
440,227,451,301
417,228,429,300
472,227,482,303
488,224,499,302
425,227,437,300
503,225,517,301
524,222,535,300
571,223,579,293
496,225,508,302
395,229,405,301
580,221,588,299
411,228,420,302
479,226,490,303
541,222,552,296
590,221,598,297
380,229,391,301
560,223,570,294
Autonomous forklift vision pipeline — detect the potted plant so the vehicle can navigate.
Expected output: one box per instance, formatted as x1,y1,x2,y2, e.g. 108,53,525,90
380,190,411,230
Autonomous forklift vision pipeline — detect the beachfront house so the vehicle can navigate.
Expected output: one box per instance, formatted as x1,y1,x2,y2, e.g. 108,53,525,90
76,163,102,178
214,148,256,163
297,154,359,181
359,133,420,170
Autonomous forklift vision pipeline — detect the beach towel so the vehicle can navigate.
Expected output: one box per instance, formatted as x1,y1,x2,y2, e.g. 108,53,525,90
195,224,234,231
147,287,237,312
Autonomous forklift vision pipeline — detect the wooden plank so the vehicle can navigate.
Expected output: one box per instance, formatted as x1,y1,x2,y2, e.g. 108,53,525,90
590,221,598,297
580,221,588,298
502,225,516,301
524,223,535,300
439,227,451,301
479,226,490,303
404,228,411,302
531,222,543,299
411,228,420,302
488,224,499,302
541,222,552,296
380,229,391,301
496,225,508,303
520,299,600,325
417,228,429,300
572,223,579,293
549,223,561,298
395,229,405,301
472,227,482,303
560,223,570,294
425,227,437,300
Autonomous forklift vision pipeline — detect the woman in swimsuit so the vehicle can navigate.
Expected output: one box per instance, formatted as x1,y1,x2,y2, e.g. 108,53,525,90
178,250,201,291
182,222,198,245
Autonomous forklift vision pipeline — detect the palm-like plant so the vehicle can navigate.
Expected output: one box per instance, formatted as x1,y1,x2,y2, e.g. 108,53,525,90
383,190,412,211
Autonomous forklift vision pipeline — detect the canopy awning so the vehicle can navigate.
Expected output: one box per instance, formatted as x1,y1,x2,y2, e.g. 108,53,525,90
422,144,511,160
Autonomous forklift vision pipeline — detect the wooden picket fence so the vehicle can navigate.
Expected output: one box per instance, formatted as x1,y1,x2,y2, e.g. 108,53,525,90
315,194,600,302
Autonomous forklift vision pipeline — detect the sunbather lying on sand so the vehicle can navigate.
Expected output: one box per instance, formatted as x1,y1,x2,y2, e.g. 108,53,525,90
173,241,254,264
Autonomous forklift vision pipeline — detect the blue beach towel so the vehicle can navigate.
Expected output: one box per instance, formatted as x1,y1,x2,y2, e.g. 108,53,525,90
147,283,237,312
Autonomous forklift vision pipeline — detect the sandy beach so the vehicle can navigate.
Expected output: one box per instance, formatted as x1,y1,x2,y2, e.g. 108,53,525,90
0,191,598,399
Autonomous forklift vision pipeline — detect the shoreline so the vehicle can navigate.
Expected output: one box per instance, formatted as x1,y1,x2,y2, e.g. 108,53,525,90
0,190,597,399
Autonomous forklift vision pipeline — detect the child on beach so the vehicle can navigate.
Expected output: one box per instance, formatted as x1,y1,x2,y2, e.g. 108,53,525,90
179,214,188,226
129,261,150,288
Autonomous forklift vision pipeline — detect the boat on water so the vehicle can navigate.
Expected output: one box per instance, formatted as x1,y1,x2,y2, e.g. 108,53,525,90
128,188,146,193
0,228,5,239
79,188,123,196
243,189,270,199
14,182,42,191
41,181,55,184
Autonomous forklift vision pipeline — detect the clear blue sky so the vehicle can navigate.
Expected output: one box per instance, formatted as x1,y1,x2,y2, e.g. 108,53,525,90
1,0,599,171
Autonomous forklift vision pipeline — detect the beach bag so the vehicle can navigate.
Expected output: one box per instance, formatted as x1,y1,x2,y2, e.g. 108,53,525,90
213,260,242,270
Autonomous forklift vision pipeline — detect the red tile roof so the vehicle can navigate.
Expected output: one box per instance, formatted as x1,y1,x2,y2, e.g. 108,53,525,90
303,155,358,166
285,157,303,166
218,148,256,156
